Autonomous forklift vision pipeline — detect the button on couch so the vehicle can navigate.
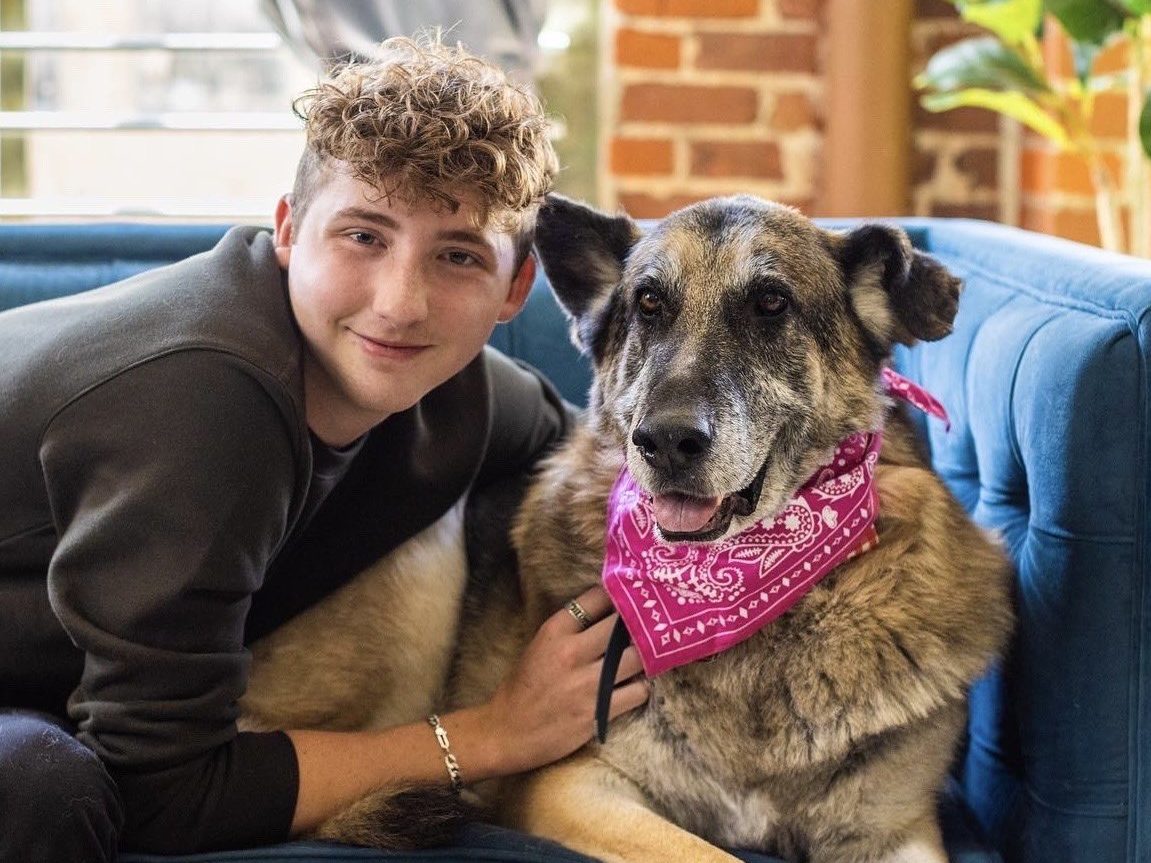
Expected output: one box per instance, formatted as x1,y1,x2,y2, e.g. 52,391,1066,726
1,217,1148,863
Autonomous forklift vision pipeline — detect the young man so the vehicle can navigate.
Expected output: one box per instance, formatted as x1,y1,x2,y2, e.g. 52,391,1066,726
0,37,646,861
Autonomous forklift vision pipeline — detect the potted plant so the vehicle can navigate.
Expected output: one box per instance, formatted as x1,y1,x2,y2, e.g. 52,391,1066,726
917,0,1151,255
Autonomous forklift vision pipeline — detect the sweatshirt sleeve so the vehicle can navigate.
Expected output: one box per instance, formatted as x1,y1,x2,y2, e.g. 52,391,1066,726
39,350,304,853
473,347,578,490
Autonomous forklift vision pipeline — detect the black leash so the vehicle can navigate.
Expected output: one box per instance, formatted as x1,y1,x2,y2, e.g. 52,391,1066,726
594,616,632,743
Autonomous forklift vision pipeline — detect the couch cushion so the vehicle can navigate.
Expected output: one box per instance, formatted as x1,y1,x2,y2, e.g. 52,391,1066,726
120,825,598,863
117,783,999,863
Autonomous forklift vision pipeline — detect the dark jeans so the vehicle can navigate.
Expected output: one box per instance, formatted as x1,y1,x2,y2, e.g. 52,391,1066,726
0,711,123,863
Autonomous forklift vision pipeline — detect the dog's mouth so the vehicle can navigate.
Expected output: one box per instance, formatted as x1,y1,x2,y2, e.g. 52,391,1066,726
650,461,769,543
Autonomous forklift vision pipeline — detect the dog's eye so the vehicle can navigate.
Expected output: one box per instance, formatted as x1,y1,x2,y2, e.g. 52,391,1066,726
756,292,789,317
636,289,663,317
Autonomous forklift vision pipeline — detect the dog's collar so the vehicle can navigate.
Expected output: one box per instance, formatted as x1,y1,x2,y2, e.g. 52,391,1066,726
593,369,949,741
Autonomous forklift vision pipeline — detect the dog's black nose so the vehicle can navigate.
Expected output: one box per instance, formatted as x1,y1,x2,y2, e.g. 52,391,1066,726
632,413,713,473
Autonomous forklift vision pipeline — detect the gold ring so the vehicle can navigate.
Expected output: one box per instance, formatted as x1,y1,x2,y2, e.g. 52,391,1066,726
566,599,592,630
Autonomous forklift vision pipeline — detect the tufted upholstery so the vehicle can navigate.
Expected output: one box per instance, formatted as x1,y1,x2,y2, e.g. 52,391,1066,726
888,220,1151,863
1,219,1148,863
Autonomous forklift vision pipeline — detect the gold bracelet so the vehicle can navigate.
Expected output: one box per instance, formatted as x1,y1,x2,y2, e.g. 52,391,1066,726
426,714,463,793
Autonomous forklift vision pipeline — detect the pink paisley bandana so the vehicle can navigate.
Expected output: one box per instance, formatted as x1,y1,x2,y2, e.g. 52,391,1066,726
601,369,948,677
880,367,951,431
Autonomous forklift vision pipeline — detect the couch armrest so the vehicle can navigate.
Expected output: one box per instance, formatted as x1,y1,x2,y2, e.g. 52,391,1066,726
889,219,1151,863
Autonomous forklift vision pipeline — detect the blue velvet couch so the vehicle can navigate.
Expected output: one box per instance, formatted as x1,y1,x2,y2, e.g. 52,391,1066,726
1,218,1148,863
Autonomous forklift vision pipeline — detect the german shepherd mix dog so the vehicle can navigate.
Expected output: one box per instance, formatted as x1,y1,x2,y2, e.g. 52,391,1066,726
241,195,1013,863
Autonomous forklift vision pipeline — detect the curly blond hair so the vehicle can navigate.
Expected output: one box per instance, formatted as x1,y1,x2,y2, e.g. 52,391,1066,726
290,34,558,246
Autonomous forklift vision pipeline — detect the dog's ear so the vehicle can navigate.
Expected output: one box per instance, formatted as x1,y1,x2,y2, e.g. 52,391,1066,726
837,224,961,349
534,194,641,352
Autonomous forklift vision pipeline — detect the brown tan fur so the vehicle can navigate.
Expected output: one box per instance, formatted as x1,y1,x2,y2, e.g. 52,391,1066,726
241,499,468,735
240,195,1013,862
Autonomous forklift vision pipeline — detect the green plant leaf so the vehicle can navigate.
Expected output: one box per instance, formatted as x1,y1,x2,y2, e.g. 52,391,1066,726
955,0,1043,45
922,88,1070,145
1118,0,1151,14
1045,0,1131,45
916,36,1050,93
1140,89,1151,159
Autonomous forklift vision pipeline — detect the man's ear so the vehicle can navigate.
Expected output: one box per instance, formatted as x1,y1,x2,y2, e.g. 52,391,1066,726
533,194,641,352
273,194,294,269
497,253,536,323
837,223,962,349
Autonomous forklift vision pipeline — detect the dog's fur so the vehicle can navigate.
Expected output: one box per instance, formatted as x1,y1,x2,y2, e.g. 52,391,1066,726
241,195,1013,863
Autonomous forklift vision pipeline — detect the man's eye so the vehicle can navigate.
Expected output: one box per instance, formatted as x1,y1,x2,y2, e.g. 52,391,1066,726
445,250,479,267
348,232,376,245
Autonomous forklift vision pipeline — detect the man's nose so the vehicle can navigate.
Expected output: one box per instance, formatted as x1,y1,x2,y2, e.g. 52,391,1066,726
371,258,428,325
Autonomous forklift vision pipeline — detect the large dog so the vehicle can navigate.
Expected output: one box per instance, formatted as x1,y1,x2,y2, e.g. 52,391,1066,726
241,195,1013,863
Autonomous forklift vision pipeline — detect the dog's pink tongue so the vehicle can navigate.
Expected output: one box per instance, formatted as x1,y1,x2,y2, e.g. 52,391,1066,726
652,493,723,534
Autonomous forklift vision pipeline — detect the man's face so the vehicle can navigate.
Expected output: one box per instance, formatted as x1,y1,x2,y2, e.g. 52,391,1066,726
274,168,534,446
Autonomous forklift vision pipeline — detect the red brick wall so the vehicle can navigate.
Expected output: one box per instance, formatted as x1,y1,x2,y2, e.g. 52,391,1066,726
909,0,1002,221
606,0,823,218
602,0,1001,222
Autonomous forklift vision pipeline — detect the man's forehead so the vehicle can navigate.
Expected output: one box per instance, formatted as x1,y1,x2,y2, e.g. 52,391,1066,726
305,162,530,252
320,176,464,223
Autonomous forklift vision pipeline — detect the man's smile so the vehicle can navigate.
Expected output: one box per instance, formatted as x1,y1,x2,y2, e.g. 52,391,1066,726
349,329,432,360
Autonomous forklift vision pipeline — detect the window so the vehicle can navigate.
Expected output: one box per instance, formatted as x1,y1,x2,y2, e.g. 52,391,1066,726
0,0,311,220
0,0,601,220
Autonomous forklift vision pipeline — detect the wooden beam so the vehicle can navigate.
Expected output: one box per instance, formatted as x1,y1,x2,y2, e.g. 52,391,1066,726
820,0,913,216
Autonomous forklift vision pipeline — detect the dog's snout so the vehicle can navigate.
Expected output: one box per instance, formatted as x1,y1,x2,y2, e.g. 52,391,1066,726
632,412,713,473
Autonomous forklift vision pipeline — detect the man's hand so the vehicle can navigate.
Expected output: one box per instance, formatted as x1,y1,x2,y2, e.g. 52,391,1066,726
287,586,648,835
476,585,649,774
